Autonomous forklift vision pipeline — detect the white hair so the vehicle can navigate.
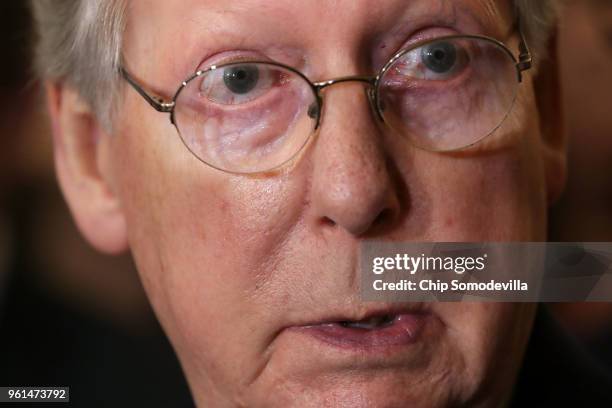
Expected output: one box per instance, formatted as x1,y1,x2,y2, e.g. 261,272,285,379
30,0,127,129
30,0,561,130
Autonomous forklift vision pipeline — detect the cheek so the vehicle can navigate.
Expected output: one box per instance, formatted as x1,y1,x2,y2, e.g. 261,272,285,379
428,149,544,240
434,302,535,399
393,96,547,241
111,105,310,391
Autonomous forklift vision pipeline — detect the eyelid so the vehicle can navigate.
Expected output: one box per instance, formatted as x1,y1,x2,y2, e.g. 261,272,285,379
196,50,274,71
393,27,461,53
375,26,461,71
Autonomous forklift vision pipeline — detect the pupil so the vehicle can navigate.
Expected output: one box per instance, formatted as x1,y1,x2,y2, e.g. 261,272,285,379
421,41,457,74
223,65,259,94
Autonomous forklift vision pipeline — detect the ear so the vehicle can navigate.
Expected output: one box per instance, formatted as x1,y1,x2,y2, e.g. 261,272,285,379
533,28,568,206
46,81,128,254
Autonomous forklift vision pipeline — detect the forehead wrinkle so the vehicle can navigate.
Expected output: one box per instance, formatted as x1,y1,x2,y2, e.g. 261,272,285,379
442,0,511,37
473,0,512,32
177,0,312,67
127,0,310,80
190,0,306,36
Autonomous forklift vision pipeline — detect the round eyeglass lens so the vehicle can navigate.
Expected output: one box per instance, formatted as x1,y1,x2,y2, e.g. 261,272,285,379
173,62,319,173
376,36,519,151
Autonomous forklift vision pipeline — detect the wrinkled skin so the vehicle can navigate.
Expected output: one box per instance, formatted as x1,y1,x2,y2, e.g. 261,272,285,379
47,0,566,406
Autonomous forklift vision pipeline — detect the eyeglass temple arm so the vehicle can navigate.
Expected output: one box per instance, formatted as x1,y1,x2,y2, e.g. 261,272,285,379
120,67,175,113
516,17,533,81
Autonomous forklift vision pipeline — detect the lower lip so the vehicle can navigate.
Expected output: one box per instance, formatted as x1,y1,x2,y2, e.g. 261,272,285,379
293,314,428,350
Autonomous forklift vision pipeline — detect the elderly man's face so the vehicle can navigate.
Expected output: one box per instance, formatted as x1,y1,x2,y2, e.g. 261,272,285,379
54,0,565,406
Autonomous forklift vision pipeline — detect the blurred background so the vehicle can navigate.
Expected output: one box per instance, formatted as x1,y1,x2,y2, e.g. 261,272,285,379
549,0,612,368
0,1,610,407
0,3,193,407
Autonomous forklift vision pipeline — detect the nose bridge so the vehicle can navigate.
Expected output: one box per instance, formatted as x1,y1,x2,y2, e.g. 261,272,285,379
308,74,400,237
313,75,382,125
314,75,376,90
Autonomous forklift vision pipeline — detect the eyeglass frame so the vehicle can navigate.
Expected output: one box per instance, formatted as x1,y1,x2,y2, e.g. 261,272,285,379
120,23,533,169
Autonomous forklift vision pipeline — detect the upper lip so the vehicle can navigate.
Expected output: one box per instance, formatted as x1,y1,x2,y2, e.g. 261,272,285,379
292,302,429,328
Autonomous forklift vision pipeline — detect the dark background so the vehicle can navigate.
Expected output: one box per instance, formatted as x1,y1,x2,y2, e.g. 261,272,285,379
0,3,193,407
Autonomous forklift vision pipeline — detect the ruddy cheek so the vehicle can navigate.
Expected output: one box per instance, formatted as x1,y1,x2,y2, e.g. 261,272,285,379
423,149,541,240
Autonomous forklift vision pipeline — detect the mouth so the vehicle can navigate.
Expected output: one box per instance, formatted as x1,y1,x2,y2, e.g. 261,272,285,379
338,314,397,329
291,308,430,350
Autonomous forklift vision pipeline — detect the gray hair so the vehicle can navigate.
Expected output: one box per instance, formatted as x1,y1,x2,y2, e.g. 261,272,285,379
30,0,127,129
30,0,561,130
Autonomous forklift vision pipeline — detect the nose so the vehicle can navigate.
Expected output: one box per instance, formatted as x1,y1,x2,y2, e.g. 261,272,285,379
309,82,401,236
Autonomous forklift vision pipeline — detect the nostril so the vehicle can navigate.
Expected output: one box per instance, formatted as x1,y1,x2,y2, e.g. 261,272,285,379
371,207,395,231
318,204,398,235
321,216,336,228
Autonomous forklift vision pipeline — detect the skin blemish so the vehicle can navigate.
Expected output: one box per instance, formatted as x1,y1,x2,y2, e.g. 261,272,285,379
445,217,454,227
220,198,230,214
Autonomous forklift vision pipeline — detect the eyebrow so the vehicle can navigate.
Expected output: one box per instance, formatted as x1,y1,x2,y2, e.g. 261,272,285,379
162,0,511,84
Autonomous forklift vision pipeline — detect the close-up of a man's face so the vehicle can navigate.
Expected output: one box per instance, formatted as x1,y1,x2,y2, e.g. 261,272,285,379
41,0,566,406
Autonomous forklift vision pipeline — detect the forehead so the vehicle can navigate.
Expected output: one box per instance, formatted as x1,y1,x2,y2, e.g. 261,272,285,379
127,0,509,25
124,0,512,81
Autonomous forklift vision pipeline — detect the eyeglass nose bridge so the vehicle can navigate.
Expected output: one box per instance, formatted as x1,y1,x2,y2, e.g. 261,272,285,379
313,75,376,90
310,75,384,129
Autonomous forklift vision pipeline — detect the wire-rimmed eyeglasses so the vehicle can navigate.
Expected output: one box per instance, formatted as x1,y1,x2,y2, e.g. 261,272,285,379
121,28,532,174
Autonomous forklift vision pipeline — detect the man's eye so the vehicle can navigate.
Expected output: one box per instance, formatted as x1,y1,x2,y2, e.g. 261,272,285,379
421,41,458,74
389,39,470,82
223,65,259,94
198,63,277,105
